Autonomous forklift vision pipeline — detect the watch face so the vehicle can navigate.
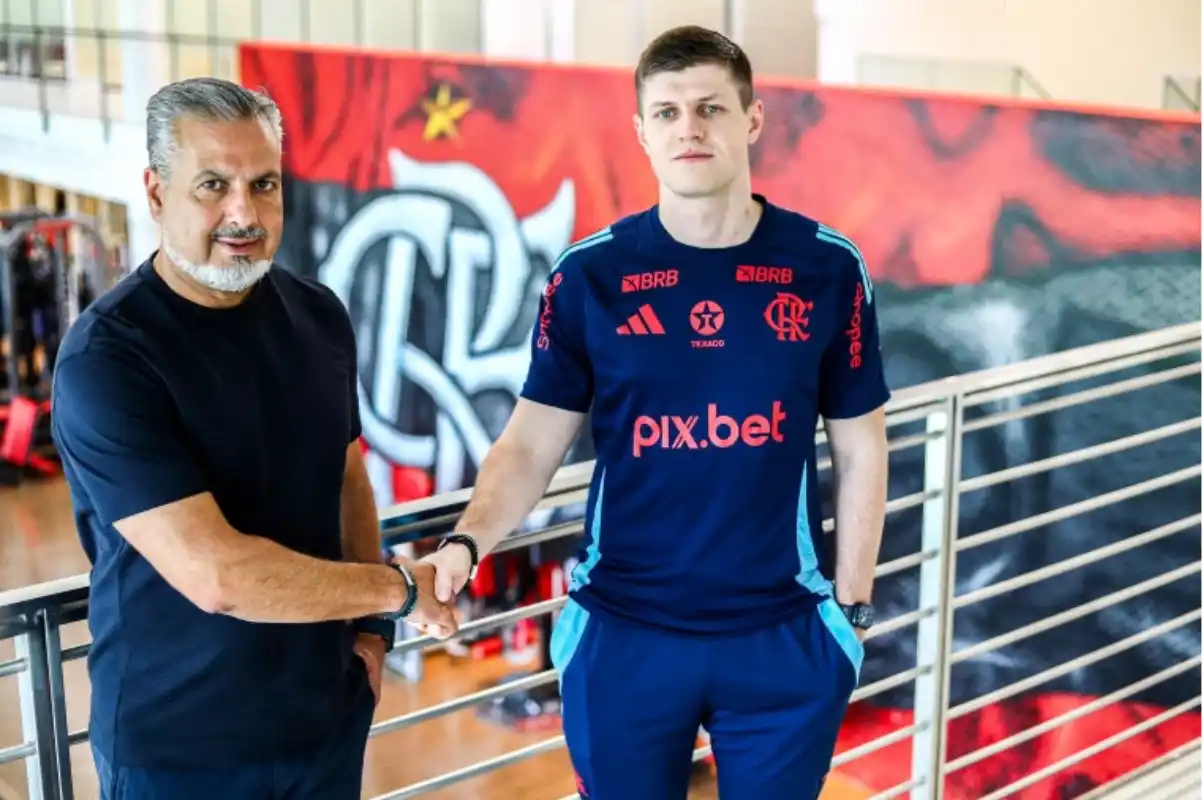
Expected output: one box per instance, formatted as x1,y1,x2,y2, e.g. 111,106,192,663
846,604,875,629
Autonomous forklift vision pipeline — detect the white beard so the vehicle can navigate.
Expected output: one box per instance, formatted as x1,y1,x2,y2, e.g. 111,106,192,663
163,241,272,294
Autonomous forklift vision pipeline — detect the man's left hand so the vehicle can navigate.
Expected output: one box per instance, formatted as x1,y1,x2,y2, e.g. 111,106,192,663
353,632,387,706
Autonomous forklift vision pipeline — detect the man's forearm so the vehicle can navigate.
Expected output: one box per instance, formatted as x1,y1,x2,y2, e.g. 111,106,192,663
832,449,889,604
211,536,406,623
455,438,558,555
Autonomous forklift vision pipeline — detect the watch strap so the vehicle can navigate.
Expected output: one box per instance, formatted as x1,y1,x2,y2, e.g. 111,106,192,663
351,616,396,652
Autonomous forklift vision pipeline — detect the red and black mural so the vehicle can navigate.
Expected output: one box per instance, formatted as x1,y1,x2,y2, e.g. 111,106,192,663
239,42,1201,799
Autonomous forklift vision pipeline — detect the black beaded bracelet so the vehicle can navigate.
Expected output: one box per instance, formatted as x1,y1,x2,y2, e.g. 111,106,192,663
438,533,480,578
390,562,418,620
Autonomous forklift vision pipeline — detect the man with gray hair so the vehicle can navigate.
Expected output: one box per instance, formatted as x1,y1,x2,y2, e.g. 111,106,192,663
50,76,455,799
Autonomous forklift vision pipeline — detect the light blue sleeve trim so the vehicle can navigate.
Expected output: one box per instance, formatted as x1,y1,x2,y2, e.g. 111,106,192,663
816,223,873,305
551,227,614,273
818,597,864,685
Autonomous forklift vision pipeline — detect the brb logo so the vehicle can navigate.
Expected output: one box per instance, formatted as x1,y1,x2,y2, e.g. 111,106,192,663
847,282,866,368
632,401,787,456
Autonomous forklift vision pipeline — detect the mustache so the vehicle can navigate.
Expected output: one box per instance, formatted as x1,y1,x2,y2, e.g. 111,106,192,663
211,226,266,240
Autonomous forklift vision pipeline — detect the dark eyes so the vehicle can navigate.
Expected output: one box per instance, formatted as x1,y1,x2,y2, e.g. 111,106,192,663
198,179,278,192
655,104,723,120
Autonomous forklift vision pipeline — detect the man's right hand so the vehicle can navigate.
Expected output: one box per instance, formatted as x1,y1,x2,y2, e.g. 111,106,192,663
395,559,459,639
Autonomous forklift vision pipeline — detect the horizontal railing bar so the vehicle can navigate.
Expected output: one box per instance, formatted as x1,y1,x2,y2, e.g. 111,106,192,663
954,514,1201,609
875,549,936,580
832,722,927,768
370,669,558,738
963,340,1200,410
1145,771,1201,800
825,488,943,532
962,360,1201,433
949,609,1201,719
946,655,1202,773
952,562,1201,665
869,777,926,800
868,606,935,640
819,430,942,472
956,465,1202,552
67,729,87,746
372,734,567,800
391,596,567,657
491,519,584,555
852,665,932,704
62,643,88,662
887,322,1200,412
959,417,1202,493
0,657,26,679
884,488,941,516
1073,740,1202,800
975,696,1201,800
0,740,35,766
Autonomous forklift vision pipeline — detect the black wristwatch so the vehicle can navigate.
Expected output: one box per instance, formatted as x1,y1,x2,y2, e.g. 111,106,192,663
437,533,480,580
840,602,875,631
352,616,397,652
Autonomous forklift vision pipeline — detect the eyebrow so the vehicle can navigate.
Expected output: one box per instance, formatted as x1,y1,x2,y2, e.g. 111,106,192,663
650,93,721,109
195,168,282,184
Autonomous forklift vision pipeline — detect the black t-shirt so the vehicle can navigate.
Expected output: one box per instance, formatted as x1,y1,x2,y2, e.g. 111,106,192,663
50,255,366,768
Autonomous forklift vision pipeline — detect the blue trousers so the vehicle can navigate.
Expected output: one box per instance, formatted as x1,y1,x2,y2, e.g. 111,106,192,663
551,596,863,800
92,663,377,800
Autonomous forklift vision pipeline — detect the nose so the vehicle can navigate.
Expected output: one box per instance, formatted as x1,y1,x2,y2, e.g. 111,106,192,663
677,110,706,142
222,183,261,228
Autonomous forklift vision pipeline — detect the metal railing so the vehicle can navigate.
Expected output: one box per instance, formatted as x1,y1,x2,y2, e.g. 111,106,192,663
1163,75,1201,112
856,53,1053,101
0,0,757,143
1,321,1200,800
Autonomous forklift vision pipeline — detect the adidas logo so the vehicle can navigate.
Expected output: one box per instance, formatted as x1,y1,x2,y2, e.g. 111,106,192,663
617,304,665,336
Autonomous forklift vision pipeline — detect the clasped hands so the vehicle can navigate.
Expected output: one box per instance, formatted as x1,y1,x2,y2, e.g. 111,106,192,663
391,542,475,640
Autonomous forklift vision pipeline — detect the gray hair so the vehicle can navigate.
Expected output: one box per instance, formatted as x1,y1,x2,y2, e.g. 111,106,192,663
146,77,284,179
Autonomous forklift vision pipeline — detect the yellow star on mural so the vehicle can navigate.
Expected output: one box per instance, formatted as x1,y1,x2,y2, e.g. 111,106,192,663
421,84,472,141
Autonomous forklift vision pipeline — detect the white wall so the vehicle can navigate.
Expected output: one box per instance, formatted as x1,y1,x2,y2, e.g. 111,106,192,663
816,0,1201,109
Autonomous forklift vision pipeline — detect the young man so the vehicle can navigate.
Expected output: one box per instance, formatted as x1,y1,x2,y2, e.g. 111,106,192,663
50,77,455,799
422,26,890,799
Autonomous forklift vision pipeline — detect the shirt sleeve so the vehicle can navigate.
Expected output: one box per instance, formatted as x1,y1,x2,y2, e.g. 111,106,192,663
335,299,364,444
519,258,594,413
819,253,891,420
51,347,210,527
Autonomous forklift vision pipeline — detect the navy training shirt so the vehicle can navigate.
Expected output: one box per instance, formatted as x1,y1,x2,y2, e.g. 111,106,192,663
50,256,364,768
521,195,891,635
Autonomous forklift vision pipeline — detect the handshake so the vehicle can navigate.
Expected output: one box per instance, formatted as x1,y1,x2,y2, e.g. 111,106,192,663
389,540,477,640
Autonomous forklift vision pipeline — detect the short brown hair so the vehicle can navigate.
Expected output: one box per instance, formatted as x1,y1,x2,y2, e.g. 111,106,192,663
635,26,754,111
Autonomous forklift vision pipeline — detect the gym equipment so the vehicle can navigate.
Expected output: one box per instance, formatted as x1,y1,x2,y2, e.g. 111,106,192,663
0,209,116,483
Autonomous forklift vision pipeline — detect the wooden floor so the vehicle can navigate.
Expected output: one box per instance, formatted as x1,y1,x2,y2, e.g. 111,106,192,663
0,479,874,800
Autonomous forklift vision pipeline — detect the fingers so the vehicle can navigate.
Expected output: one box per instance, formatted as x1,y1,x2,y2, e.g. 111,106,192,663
435,567,454,603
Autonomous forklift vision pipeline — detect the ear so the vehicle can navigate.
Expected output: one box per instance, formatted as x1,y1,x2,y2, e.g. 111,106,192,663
144,168,165,222
632,112,650,155
746,98,765,146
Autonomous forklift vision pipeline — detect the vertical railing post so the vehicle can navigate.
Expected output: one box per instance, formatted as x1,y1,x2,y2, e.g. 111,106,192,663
41,608,74,800
17,613,61,800
15,628,46,800
911,395,963,800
